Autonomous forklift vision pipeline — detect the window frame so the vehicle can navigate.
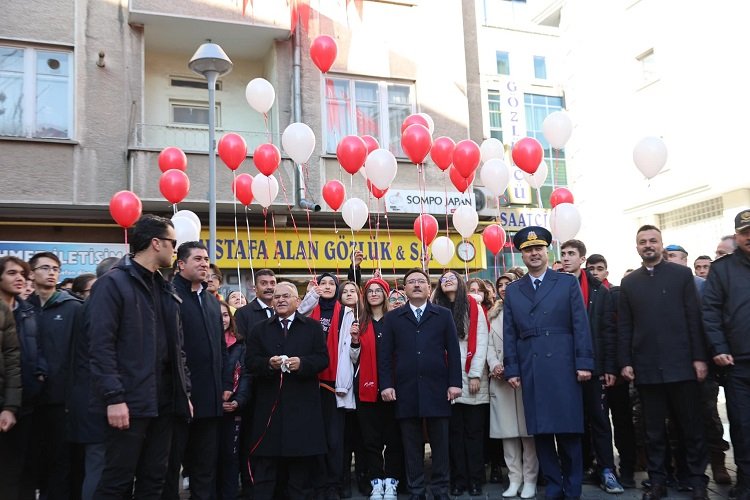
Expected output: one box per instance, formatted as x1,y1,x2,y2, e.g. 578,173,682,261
533,55,547,80
495,51,510,76
523,93,567,194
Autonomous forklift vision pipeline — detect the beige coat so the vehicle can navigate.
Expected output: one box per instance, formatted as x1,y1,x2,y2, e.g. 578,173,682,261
487,302,530,438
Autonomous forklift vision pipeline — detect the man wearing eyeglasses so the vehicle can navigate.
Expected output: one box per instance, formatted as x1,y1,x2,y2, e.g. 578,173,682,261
89,214,192,498
378,268,462,500
26,251,84,498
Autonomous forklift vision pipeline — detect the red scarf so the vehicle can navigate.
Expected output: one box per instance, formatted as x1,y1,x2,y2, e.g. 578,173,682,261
357,320,379,402
311,302,342,381
579,272,590,310
466,298,480,374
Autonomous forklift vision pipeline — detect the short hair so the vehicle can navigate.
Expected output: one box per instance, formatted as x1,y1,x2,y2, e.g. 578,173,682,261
29,251,61,269
587,254,608,268
59,278,74,287
176,241,208,263
637,224,662,234
403,267,430,284
72,273,96,295
695,255,712,262
274,281,298,297
255,268,275,281
0,256,30,279
721,235,738,249
209,263,223,282
95,257,119,278
560,239,587,257
130,215,174,254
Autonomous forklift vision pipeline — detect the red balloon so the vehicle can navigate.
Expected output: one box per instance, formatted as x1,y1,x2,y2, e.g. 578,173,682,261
336,135,368,175
401,124,432,165
232,173,254,206
452,139,481,178
414,214,439,245
361,135,380,154
109,191,142,228
253,143,281,176
430,136,455,171
367,179,388,199
217,133,247,171
401,114,430,135
322,180,346,211
511,137,544,174
549,187,574,208
449,166,475,193
482,224,507,255
159,170,190,204
310,35,338,73
158,147,187,173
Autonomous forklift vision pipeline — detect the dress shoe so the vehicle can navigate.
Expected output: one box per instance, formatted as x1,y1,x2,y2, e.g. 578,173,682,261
490,464,503,483
450,485,465,496
692,486,709,500
642,484,667,500
712,451,733,485
520,483,537,499
469,484,482,496
503,481,521,497
618,468,636,489
407,495,426,500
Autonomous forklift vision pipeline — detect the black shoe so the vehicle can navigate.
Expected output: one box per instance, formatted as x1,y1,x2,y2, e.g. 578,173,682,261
357,472,370,495
469,484,482,496
450,485,465,496
619,469,636,489
338,485,351,499
489,464,502,483
408,495,427,500
692,486,709,500
642,484,667,500
582,466,598,485
677,481,694,492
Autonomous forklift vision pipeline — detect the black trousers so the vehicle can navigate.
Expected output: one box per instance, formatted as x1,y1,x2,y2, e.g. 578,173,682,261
252,456,316,499
95,415,173,499
33,404,79,500
400,417,450,496
315,388,345,492
581,377,616,471
535,433,583,498
724,362,750,485
701,378,729,454
357,401,403,481
606,381,636,474
163,416,221,500
638,381,708,488
0,412,32,499
342,409,366,484
217,414,242,500
449,403,487,488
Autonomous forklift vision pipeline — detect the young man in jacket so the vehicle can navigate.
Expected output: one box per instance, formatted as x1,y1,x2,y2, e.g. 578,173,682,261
89,214,192,499
0,296,22,494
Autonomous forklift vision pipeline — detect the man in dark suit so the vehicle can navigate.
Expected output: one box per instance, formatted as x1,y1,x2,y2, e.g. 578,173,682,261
503,226,594,500
245,281,329,499
378,268,462,500
618,224,709,500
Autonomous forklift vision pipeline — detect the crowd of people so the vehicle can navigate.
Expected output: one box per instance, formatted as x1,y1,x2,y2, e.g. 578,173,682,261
0,208,749,500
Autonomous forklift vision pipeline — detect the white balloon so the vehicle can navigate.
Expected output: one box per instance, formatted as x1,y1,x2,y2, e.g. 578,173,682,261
542,111,573,150
364,148,398,191
417,113,435,135
480,138,505,163
251,174,279,208
550,202,582,241
171,216,200,248
245,78,275,114
172,210,201,235
341,198,369,231
479,159,510,197
431,236,455,265
523,160,548,189
633,136,668,179
452,205,479,238
282,122,316,165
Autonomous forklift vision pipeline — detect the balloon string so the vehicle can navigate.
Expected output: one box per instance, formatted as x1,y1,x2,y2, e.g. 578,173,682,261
301,161,317,279
263,113,271,143
123,228,128,245
417,163,428,272
536,187,543,210
383,204,397,283
173,204,177,216
552,147,559,191
244,207,256,289
276,166,315,278
270,210,280,272
232,171,242,294
443,171,450,238
375,208,382,273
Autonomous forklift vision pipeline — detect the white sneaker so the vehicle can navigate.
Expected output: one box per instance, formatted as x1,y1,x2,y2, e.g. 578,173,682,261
370,478,384,499
383,478,398,500
520,482,536,499
502,481,521,497
182,477,190,491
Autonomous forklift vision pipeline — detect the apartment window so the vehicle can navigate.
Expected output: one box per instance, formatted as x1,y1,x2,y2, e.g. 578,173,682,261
0,45,73,139
496,51,510,75
524,93,566,188
170,76,222,91
487,90,503,142
324,77,413,157
658,198,723,230
533,56,547,79
636,48,657,83
170,100,221,126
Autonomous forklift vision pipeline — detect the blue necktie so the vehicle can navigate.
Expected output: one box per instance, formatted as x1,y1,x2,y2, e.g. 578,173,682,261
415,308,422,322
534,279,542,291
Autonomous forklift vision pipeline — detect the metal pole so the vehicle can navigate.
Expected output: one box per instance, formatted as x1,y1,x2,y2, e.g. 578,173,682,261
207,71,219,262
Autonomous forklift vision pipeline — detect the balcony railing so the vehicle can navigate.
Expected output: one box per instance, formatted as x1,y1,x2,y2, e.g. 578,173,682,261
131,123,280,153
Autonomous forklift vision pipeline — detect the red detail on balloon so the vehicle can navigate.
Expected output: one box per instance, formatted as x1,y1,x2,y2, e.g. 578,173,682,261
232,173,254,206
511,137,543,174
482,224,507,255
361,135,380,154
414,214,439,245
430,136,455,171
310,35,338,73
400,114,430,135
401,124,432,165
217,133,248,171
367,179,388,199
549,187,574,208
109,191,142,228
159,170,190,204
158,147,187,172
452,139,481,178
336,135,368,175
253,143,281,176
322,180,346,211
449,166,475,193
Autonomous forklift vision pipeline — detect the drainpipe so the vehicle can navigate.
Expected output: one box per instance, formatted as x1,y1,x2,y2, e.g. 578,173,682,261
293,20,321,212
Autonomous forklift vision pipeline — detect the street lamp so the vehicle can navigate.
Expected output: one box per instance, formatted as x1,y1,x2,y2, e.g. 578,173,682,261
188,42,233,262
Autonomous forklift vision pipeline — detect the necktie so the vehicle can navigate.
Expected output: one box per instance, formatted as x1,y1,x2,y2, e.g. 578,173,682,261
281,318,290,337
415,308,422,322
534,278,542,291
265,307,273,318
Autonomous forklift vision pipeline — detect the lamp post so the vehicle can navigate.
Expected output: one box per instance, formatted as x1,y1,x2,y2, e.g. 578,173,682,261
188,42,233,262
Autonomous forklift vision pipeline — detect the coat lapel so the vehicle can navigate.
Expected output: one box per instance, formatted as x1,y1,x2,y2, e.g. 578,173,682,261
398,303,419,326
420,302,439,326
533,269,559,309
518,275,536,303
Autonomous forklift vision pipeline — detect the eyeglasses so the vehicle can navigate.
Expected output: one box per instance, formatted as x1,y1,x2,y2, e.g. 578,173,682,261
366,288,384,295
156,237,177,248
439,275,457,284
33,265,60,274
208,274,221,280
273,293,297,300
405,279,428,285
